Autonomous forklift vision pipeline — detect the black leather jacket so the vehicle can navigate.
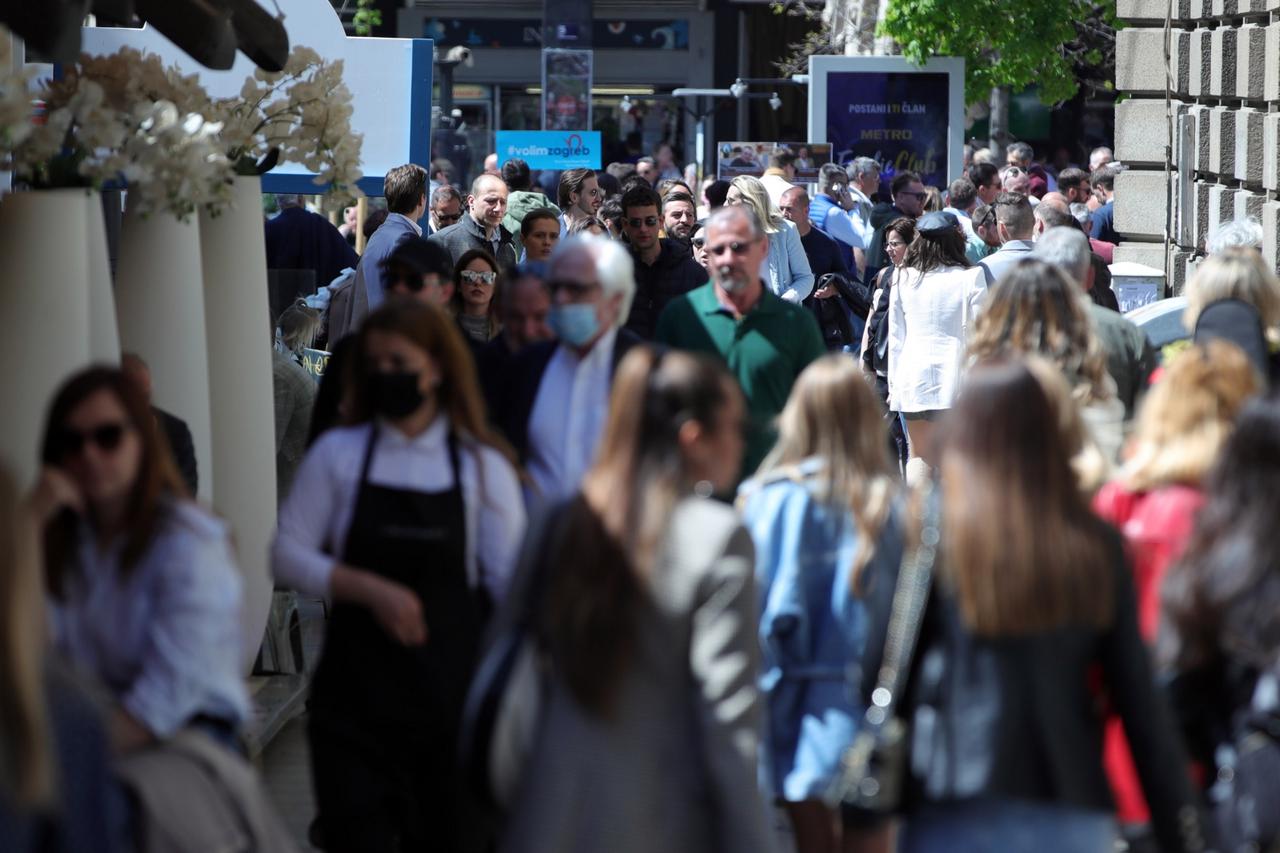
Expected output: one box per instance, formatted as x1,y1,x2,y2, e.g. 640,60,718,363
860,525,1205,853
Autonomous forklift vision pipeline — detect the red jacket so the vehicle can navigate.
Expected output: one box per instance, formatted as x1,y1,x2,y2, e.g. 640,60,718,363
1093,482,1204,825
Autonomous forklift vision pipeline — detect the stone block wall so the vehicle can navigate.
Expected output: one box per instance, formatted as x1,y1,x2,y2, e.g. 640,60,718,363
1113,0,1279,294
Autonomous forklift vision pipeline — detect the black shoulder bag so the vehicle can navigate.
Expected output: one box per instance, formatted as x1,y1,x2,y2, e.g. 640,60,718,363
826,481,939,815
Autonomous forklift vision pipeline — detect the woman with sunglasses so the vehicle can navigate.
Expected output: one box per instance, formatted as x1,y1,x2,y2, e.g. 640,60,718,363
452,249,502,345
273,300,524,852
726,175,815,303
32,368,249,755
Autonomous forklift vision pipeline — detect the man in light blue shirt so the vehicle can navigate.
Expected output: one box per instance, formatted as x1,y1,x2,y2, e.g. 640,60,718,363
978,192,1037,285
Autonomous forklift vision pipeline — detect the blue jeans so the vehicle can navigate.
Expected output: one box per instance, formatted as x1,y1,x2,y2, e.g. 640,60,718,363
901,798,1117,853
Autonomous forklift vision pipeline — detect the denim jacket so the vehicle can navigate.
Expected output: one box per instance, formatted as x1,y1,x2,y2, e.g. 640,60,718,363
739,459,906,800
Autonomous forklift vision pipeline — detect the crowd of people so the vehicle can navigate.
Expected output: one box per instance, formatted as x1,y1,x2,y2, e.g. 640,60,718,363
6,136,1280,853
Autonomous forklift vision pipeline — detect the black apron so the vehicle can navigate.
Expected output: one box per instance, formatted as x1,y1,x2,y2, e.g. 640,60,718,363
308,425,483,852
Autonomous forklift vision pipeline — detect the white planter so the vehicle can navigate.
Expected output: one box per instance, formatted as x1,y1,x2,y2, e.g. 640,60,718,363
85,192,121,364
0,189,93,487
114,207,215,506
200,175,277,672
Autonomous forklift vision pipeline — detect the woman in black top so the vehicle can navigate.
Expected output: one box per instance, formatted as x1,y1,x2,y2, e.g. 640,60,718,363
861,358,1204,853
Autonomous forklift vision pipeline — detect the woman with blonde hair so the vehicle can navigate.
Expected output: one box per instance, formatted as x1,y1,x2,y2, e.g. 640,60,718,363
739,355,905,853
1,467,121,851
967,257,1124,465
1183,246,1280,336
1092,340,1259,839
727,175,814,303
1181,247,1280,381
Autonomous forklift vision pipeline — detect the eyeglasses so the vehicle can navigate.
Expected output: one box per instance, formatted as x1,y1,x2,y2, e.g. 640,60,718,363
627,216,659,228
57,422,128,458
897,191,927,200
886,240,908,250
706,240,754,256
547,279,600,300
460,269,497,285
435,211,462,225
691,236,706,248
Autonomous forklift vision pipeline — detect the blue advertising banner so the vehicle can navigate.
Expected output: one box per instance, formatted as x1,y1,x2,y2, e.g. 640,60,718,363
495,130,603,170
809,56,964,191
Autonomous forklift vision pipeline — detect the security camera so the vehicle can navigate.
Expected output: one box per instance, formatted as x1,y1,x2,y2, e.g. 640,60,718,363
769,93,782,111
441,45,473,67
730,80,748,98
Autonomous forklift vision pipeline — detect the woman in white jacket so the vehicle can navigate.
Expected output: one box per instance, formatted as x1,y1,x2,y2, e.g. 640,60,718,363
887,211,987,478
728,175,814,303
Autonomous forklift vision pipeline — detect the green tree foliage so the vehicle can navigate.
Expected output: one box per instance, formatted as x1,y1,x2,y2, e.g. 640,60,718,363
878,0,1115,105
353,0,382,37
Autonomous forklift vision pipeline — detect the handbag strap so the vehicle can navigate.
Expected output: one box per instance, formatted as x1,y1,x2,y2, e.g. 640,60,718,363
865,481,940,727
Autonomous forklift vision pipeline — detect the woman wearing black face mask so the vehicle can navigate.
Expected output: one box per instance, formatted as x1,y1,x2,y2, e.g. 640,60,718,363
272,300,525,852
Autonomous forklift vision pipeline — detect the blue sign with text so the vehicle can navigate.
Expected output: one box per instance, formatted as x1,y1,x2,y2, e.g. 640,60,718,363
826,72,950,187
496,131,602,170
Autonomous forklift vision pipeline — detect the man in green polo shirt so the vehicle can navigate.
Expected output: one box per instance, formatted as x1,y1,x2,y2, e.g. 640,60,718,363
656,205,826,478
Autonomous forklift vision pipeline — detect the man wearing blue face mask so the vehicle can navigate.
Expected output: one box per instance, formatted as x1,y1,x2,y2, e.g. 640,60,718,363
495,237,644,509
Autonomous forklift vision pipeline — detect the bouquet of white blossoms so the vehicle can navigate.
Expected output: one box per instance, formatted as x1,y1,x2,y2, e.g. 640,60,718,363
210,45,364,201
2,46,232,220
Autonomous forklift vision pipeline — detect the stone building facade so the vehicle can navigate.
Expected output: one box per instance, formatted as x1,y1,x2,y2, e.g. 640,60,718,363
1113,0,1280,294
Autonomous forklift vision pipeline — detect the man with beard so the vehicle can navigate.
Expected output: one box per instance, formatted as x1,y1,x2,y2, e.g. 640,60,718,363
661,190,698,246
620,185,708,339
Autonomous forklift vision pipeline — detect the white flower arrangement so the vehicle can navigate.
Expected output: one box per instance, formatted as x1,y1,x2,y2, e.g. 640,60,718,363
1,47,232,220
209,45,364,202
0,30,37,152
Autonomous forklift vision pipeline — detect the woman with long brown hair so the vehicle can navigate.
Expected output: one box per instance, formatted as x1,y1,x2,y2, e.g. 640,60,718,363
739,355,904,853
885,211,986,479
1,465,121,852
497,347,775,853
33,368,249,754
272,299,524,852
859,358,1203,853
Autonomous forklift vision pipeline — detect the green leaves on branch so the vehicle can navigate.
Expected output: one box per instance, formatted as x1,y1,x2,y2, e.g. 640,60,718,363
353,0,381,37
878,0,1115,105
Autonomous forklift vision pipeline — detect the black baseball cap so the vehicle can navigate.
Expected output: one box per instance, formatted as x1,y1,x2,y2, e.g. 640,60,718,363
380,237,453,284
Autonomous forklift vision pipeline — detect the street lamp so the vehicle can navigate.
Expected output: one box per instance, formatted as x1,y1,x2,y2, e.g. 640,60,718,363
671,88,735,183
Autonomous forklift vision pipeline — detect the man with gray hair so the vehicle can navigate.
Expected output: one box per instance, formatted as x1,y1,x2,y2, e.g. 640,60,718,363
656,205,826,479
497,236,644,507
1006,140,1049,197
1034,226,1156,418
809,161,875,276
1207,217,1264,255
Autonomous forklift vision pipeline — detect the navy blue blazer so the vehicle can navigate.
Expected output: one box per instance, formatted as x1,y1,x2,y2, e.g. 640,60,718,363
493,328,646,462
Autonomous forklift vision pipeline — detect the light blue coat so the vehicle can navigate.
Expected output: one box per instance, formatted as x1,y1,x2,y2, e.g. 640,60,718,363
763,220,815,303
739,460,906,801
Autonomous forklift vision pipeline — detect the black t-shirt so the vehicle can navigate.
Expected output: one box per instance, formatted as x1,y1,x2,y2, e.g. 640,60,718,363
798,226,849,280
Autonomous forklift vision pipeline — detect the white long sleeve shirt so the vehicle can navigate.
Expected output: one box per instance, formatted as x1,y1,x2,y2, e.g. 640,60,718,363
526,329,618,511
272,416,526,604
887,265,988,412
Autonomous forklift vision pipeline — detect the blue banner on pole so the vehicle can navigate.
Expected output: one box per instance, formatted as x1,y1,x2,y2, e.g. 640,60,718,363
496,130,603,170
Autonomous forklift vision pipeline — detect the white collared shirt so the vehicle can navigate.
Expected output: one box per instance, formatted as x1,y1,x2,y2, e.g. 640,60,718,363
271,415,525,603
389,212,423,237
525,327,619,510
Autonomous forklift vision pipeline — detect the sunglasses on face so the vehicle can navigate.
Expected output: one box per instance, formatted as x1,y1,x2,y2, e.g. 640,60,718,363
387,269,430,292
627,216,659,228
435,211,462,224
886,240,907,250
691,236,706,248
460,270,497,285
898,190,927,200
706,240,754,256
58,422,128,458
